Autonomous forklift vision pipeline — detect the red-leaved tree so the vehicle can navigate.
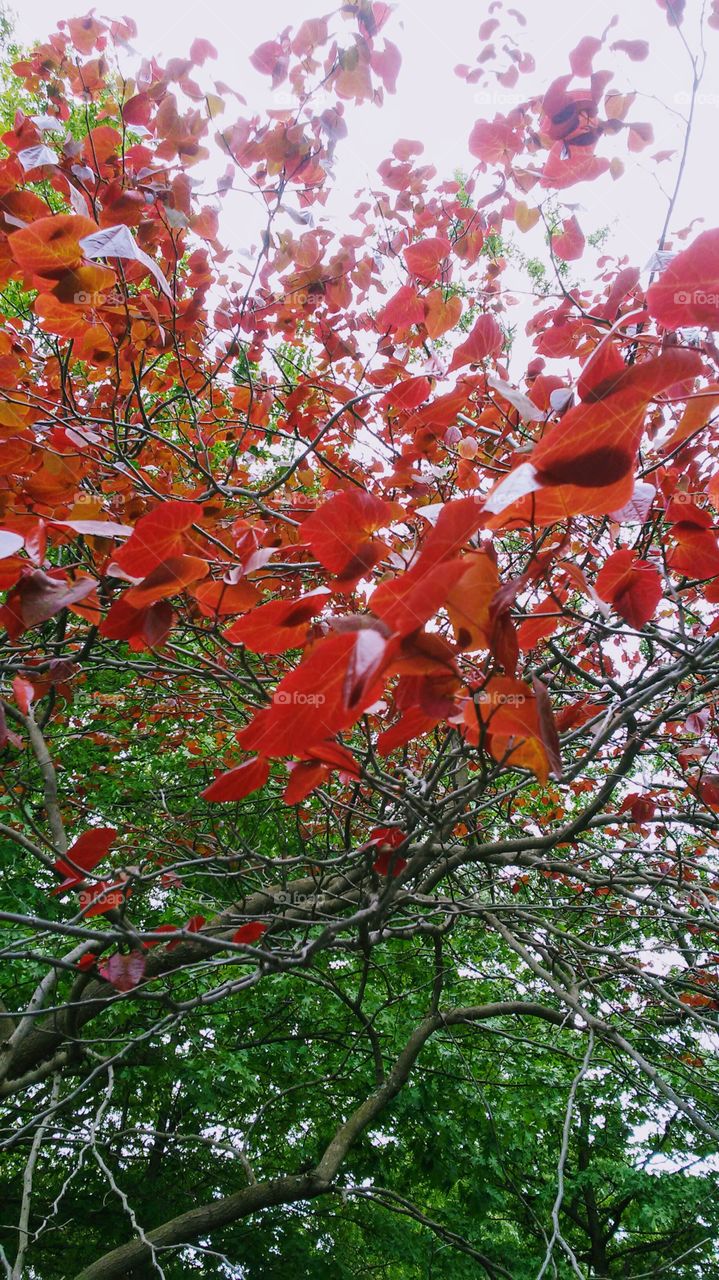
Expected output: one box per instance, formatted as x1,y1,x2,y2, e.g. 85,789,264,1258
3,3,719,1276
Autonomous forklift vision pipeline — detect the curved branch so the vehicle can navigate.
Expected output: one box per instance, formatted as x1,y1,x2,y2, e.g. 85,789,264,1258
72,1001,568,1279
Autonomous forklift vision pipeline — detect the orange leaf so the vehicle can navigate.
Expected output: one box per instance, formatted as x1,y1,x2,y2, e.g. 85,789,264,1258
465,677,557,782
191,578,260,617
8,214,98,279
425,290,462,339
445,551,499,651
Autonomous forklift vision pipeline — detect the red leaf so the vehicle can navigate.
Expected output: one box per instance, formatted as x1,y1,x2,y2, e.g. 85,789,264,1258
250,40,288,83
569,36,603,76
343,627,389,710
190,37,217,64
417,498,486,569
292,18,329,56
201,755,270,802
124,555,209,607
304,740,361,775
596,550,663,628
553,216,585,262
232,921,268,944
166,915,206,951
372,849,408,877
112,501,204,578
377,707,440,754
379,376,432,413
191,578,261,618
402,237,451,283
52,827,117,894
99,597,175,650
577,339,627,401
485,349,703,524
144,924,182,947
367,826,406,849
468,118,519,164
531,676,563,779
238,631,390,757
541,145,609,189
449,313,503,370
371,558,468,637
698,774,719,810
668,525,719,579
185,915,206,933
646,229,719,329
371,38,402,94
303,491,394,589
283,760,329,804
224,589,328,653
0,703,22,750
4,570,96,637
65,828,118,867
376,284,425,333
122,93,151,125
78,880,129,918
368,826,408,876
656,0,685,24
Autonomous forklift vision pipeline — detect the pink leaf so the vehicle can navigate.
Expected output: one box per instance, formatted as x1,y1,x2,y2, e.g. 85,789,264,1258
12,675,34,715
100,951,146,992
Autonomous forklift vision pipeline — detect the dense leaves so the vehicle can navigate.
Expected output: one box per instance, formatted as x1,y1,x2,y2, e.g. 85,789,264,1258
2,2,719,1277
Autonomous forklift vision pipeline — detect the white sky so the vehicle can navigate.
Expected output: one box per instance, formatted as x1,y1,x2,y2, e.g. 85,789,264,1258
10,0,718,373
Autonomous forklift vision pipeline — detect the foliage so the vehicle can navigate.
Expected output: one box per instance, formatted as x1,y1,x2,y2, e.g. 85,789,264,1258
1,3,719,1277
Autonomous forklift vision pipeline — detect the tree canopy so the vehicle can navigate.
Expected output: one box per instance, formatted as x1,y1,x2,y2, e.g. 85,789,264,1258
2,2,719,1276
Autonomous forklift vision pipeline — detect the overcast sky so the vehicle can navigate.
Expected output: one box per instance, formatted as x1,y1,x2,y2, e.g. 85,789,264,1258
11,0,718,371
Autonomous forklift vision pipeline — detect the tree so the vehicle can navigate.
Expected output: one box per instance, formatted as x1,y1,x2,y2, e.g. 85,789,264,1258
1,2,719,1275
